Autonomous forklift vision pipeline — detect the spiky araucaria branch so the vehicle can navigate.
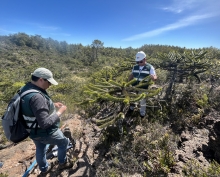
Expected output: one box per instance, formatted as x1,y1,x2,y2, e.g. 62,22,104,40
157,50,213,83
77,61,161,131
93,112,125,129
80,75,161,106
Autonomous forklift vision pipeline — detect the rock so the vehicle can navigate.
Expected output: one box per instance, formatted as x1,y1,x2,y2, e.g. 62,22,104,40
134,125,144,132
180,131,191,141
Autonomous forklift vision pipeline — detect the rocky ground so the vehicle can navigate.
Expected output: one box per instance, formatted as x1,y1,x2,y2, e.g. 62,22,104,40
1,109,220,177
0,113,99,177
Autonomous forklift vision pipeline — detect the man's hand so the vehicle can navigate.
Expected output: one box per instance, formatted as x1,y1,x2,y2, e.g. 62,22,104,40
54,102,64,108
150,75,157,81
54,102,67,116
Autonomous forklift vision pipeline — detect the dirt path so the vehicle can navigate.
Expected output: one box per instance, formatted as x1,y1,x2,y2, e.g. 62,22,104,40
0,114,100,177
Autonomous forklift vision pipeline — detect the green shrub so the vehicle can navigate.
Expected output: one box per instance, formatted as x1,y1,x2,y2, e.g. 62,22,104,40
183,159,220,177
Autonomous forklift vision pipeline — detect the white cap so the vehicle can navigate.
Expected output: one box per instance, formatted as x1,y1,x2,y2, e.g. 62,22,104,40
135,51,146,62
32,68,58,85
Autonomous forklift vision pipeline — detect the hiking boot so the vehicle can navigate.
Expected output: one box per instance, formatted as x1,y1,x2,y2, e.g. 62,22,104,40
58,157,73,170
126,108,134,117
38,164,52,176
140,114,146,118
140,111,146,118
42,164,52,173
63,127,76,148
63,127,72,140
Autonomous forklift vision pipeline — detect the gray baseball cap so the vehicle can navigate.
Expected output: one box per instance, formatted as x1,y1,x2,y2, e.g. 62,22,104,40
32,67,58,85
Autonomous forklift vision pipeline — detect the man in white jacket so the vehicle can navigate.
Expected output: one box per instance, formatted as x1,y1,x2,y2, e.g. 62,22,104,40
128,51,157,117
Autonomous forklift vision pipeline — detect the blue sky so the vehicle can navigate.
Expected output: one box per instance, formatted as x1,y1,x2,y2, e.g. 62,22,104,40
0,0,220,49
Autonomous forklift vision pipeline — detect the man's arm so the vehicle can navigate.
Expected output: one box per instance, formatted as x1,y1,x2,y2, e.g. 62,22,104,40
30,94,60,129
150,66,157,81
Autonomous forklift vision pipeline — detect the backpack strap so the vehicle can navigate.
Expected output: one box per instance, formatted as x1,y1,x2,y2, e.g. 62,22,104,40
20,89,40,98
19,89,44,134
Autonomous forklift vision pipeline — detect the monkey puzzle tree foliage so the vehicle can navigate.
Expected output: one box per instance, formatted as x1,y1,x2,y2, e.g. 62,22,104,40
156,50,217,100
78,64,162,131
78,49,220,131
149,50,220,131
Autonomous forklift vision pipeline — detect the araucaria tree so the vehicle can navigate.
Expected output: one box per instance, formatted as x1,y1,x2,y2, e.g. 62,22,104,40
91,39,104,62
79,64,161,131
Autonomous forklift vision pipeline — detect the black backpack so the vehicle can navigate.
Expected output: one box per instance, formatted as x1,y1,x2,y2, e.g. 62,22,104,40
1,89,39,143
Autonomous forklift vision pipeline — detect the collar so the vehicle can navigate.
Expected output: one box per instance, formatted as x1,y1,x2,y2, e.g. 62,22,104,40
25,82,49,96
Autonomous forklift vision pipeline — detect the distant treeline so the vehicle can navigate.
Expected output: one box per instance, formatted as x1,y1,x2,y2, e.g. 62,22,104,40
0,32,219,85
1,33,219,68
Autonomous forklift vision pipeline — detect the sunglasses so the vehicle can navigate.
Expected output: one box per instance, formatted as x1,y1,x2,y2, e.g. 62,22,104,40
136,60,144,64
43,78,51,84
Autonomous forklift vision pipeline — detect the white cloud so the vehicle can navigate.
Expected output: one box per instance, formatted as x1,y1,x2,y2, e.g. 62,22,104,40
123,0,220,42
162,0,220,14
122,14,214,41
0,28,16,34
162,0,201,13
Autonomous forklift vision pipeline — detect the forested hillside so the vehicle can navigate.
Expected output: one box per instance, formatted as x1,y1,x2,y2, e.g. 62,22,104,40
1,33,220,177
0,33,209,113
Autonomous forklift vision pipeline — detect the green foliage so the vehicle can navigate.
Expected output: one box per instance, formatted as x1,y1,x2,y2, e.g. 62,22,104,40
81,70,161,106
0,120,8,145
196,94,208,108
162,80,214,130
157,50,216,100
156,49,218,129
0,173,8,177
144,133,176,174
49,76,87,114
0,81,25,116
1,33,220,176
183,159,220,177
191,108,204,124
96,167,121,177
96,112,124,129
153,68,169,85
79,66,161,132
131,123,177,175
96,122,178,176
